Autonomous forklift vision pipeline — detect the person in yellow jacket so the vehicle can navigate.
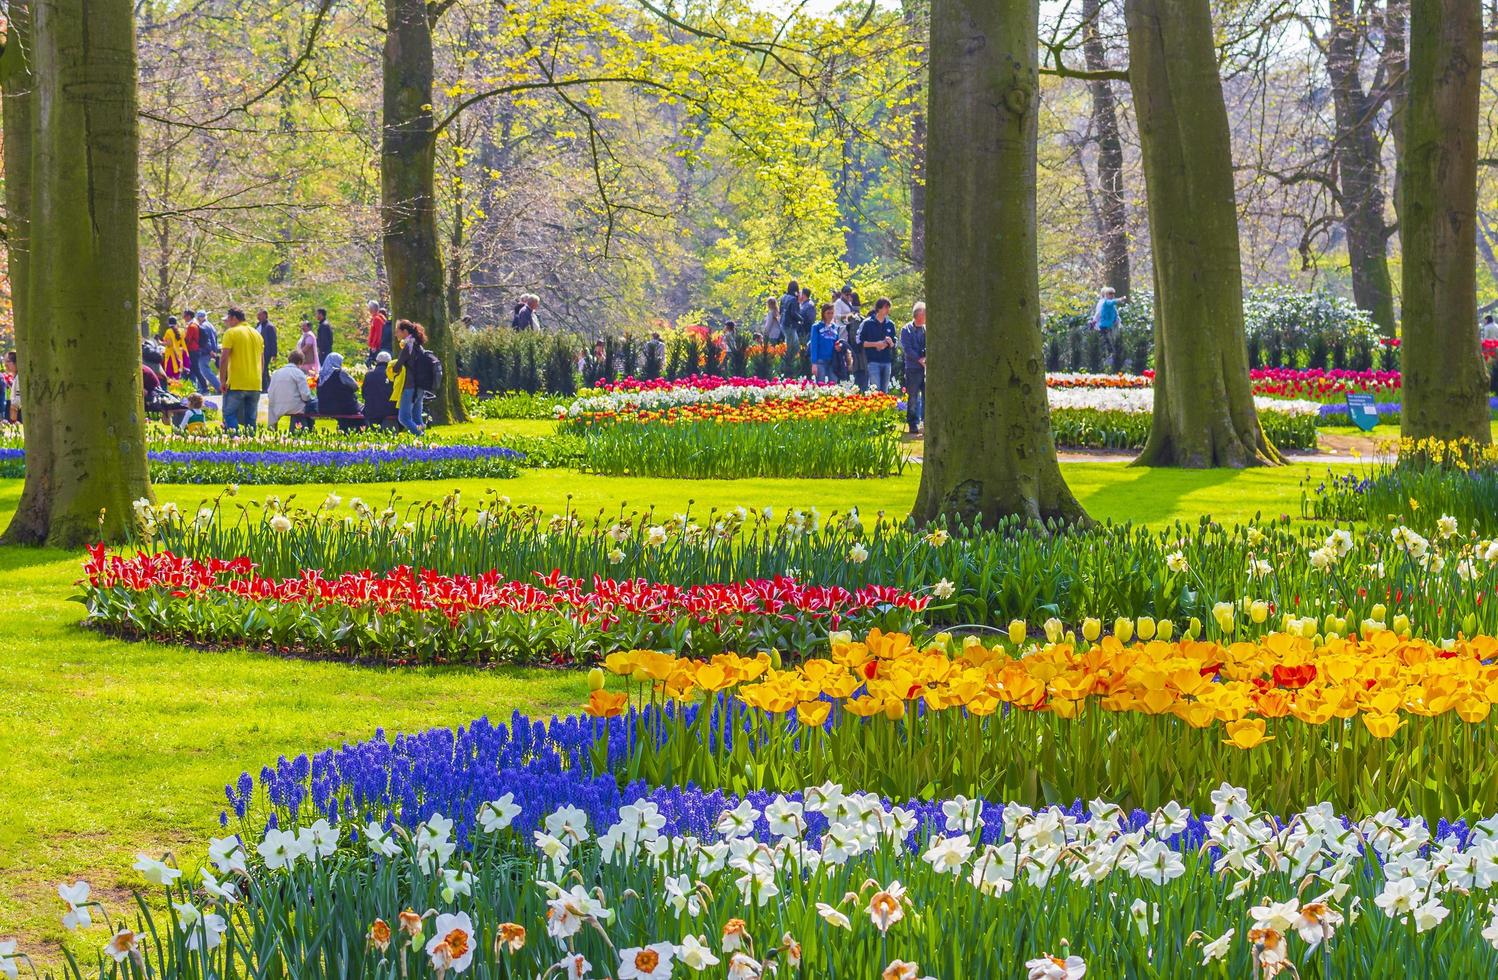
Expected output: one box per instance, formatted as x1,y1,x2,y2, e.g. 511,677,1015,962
159,318,188,379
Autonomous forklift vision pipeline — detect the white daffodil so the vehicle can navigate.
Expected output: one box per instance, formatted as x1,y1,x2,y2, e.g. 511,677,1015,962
200,869,239,905
425,911,476,973
1025,954,1087,979
618,942,675,980
207,836,247,875
58,881,92,931
1199,928,1233,964
134,854,182,886
921,834,974,875
676,934,720,971
364,821,402,858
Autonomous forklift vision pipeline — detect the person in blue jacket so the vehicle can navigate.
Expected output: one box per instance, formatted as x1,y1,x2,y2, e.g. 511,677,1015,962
1091,286,1121,367
808,303,842,381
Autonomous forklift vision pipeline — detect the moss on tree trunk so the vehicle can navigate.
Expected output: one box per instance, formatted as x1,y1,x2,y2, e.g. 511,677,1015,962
2,0,151,547
1125,0,1281,469
911,0,1087,529
382,0,468,425
1398,0,1489,444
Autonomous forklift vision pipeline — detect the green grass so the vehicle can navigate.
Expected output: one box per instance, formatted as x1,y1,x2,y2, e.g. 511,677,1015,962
0,457,1353,963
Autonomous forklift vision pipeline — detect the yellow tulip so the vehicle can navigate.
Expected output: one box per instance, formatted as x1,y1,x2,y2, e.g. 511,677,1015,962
1044,618,1064,643
1156,619,1175,641
883,698,906,721
1114,617,1134,643
587,667,606,691
1224,718,1274,749
1136,616,1156,641
1371,603,1387,621
796,700,831,727
1392,614,1411,637
1361,712,1403,739
1249,600,1269,624
1187,617,1202,640
1082,617,1102,642
1007,620,1027,645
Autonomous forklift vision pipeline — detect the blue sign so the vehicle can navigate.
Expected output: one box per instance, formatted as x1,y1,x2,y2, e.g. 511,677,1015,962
1345,393,1379,431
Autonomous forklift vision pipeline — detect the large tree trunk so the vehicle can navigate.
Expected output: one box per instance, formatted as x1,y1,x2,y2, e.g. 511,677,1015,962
902,0,927,271
382,0,468,424
1125,0,1281,468
1326,0,1396,336
1398,0,1488,443
912,0,1087,528
2,0,151,547
1082,0,1129,297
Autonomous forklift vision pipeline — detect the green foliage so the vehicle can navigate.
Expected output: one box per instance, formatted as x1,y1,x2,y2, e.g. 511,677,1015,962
570,414,906,480
1051,406,1318,451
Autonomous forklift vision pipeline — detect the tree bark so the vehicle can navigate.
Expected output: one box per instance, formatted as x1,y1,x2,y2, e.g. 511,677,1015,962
1398,0,1488,443
382,0,468,424
1325,0,1396,336
1125,0,1281,468
902,0,927,271
2,0,152,546
911,0,1088,528
1082,0,1129,297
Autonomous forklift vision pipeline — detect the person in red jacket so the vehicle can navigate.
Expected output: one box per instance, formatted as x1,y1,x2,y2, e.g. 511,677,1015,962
365,300,386,366
182,309,203,390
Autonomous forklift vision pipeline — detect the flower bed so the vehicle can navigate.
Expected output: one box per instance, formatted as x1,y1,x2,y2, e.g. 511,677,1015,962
140,492,1498,639
79,549,929,664
557,382,904,479
31,684,1498,976
1304,436,1498,533
595,630,1498,818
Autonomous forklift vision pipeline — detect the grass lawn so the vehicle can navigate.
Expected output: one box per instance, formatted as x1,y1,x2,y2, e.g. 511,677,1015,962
0,455,1358,963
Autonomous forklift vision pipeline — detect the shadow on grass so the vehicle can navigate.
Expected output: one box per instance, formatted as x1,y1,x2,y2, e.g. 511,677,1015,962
1078,465,1244,527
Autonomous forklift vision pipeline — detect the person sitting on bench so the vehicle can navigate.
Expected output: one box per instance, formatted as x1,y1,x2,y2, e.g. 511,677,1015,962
361,350,398,429
267,349,314,431
313,352,363,430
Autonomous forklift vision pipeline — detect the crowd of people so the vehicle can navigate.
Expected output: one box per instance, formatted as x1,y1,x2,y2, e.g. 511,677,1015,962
141,303,442,436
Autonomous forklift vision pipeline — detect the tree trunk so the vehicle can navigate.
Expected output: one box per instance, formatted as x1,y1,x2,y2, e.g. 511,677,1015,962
911,0,1088,528
1398,0,1488,443
2,0,152,547
902,0,927,271
1082,0,1129,297
382,0,467,424
1125,0,1281,468
1326,0,1396,336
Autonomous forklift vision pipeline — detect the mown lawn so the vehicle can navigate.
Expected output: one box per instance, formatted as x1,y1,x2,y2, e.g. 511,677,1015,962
0,455,1356,963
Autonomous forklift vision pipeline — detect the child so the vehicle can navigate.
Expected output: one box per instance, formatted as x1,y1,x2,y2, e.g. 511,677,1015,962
177,392,207,435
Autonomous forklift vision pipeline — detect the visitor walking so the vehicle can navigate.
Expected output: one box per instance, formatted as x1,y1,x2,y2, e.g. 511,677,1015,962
267,350,314,430
809,304,842,382
901,302,927,435
315,308,335,362
779,280,803,352
366,301,386,365
297,320,320,376
510,294,541,331
182,311,203,389
1091,286,1121,368
763,297,783,344
257,309,278,391
834,286,855,322
394,319,435,436
797,288,817,367
5,350,20,423
859,298,896,392
219,307,264,431
644,331,667,375
195,311,222,393
160,317,188,381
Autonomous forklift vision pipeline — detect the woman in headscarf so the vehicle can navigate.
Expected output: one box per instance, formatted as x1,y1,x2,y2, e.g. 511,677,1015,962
312,351,362,429
159,317,187,379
